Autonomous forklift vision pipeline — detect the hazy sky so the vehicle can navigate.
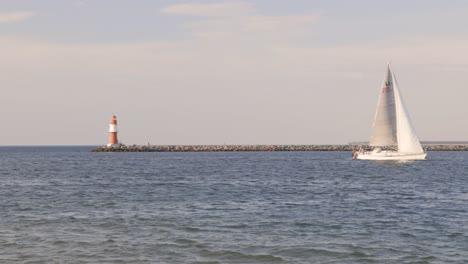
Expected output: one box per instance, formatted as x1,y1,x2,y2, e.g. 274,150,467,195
1,0,467,145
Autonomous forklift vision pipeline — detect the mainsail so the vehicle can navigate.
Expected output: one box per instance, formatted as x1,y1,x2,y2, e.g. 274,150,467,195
369,65,397,146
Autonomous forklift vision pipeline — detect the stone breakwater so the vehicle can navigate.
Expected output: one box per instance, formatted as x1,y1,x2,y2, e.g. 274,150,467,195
92,144,468,152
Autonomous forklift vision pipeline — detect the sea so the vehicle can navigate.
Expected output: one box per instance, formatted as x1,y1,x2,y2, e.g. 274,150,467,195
0,146,467,263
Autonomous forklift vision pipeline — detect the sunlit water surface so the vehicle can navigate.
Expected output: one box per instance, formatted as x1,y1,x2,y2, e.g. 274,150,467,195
1,147,467,263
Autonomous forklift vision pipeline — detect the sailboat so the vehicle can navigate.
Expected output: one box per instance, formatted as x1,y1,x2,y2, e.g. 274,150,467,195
356,64,427,160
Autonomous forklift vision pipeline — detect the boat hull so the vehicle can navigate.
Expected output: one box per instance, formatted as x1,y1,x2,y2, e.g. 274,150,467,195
356,151,427,160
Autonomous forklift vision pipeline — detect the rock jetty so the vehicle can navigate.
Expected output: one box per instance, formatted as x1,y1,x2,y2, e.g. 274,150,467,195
92,144,468,152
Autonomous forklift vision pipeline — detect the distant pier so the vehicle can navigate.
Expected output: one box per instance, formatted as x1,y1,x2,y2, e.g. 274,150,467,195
92,144,468,152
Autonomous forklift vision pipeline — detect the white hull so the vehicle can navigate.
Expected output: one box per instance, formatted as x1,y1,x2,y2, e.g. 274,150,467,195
356,151,426,160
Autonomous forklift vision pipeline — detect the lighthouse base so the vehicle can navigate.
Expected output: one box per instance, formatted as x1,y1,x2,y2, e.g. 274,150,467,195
107,143,120,147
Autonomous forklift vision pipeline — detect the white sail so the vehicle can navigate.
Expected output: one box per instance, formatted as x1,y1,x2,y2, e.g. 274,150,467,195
369,65,397,146
355,63,426,160
392,70,424,154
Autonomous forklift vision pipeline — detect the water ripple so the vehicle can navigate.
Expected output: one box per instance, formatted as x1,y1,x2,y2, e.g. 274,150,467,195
0,148,467,263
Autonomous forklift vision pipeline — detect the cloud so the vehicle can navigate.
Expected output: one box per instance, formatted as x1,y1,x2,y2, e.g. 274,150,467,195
0,11,34,24
1,35,468,144
243,15,317,32
161,2,318,44
2,2,468,144
160,2,253,17
185,14,317,33
266,37,468,67
73,1,87,7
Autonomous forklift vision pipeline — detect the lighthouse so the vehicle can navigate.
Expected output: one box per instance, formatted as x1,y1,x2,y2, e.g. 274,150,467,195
107,115,119,147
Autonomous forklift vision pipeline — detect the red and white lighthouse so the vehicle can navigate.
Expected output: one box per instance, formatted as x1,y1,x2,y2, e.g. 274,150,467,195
107,115,118,147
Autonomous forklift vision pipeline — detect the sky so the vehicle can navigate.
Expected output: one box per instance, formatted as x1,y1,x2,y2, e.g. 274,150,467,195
1,0,467,145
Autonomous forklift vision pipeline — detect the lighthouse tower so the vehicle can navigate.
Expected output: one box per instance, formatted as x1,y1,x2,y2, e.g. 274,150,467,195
107,115,119,147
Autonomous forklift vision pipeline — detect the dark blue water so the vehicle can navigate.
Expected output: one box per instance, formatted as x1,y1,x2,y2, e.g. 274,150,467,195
1,147,467,263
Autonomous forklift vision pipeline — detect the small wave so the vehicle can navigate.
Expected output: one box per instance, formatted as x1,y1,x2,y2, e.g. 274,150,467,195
204,207,244,211
17,206,33,211
218,223,248,229
421,255,437,261
183,226,203,232
154,242,194,250
175,238,197,244
0,242,18,247
448,232,464,238
279,247,342,257
278,247,369,259
349,251,370,258
284,202,307,206
52,240,67,245
200,249,284,262
399,232,417,238
293,222,316,227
